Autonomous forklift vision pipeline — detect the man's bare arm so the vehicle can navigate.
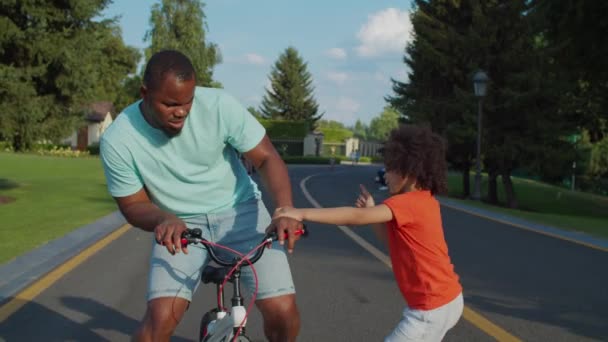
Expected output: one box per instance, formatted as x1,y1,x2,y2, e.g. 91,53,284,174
114,189,187,254
244,135,293,209
244,135,302,252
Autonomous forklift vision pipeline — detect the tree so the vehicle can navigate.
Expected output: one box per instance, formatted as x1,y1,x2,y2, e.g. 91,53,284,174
368,106,400,142
144,0,221,87
247,106,263,119
352,119,368,140
260,47,323,130
0,0,139,151
114,74,143,112
530,0,608,143
318,120,346,130
387,0,575,207
387,0,480,197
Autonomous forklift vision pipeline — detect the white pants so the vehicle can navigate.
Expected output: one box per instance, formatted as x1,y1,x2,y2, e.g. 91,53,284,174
385,293,464,342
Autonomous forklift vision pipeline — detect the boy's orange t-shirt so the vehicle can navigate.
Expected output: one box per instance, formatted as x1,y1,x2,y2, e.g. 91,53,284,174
383,190,462,310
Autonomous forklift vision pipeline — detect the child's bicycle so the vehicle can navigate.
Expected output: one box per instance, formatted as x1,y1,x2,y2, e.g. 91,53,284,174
180,226,308,342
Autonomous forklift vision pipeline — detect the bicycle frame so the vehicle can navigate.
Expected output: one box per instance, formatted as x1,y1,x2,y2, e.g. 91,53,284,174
201,260,252,341
180,227,307,342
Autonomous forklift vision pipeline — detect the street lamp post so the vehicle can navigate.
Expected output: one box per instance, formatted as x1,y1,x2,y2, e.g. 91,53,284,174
472,70,489,200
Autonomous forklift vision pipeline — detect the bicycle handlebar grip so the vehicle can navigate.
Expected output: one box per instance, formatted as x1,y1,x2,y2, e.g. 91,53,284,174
270,224,308,241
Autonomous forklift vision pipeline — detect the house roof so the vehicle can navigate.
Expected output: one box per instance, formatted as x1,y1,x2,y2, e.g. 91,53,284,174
85,101,115,122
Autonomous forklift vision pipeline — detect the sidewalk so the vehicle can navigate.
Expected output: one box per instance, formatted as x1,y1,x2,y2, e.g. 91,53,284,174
0,211,127,304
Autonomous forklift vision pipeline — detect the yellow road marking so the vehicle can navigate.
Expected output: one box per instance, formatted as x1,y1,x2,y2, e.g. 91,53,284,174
440,202,608,253
300,174,522,342
0,224,131,322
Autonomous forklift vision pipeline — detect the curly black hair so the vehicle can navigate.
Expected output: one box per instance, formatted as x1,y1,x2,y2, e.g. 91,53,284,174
382,125,448,195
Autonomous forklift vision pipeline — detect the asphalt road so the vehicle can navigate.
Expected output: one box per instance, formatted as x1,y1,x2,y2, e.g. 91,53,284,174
0,165,606,341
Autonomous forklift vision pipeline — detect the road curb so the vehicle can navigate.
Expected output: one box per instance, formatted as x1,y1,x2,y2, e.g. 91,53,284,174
0,211,127,304
438,197,608,251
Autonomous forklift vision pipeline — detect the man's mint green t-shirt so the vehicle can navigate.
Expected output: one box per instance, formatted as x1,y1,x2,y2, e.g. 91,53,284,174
100,87,265,218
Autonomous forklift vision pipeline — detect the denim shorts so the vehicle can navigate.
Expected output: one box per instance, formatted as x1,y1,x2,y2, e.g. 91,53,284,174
146,199,295,301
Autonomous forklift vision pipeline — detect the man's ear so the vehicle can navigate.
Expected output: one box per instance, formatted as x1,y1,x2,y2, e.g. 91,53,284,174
140,85,148,100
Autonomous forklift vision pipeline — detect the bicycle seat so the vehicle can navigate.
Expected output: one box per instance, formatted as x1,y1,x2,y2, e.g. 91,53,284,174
201,265,233,284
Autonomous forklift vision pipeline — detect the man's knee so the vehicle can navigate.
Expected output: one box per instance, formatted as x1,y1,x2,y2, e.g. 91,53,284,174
135,297,189,341
257,294,300,341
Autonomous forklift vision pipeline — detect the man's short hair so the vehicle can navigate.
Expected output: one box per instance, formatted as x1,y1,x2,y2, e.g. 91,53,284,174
143,50,196,90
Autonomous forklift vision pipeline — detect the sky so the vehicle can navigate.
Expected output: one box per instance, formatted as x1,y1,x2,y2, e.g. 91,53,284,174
101,0,414,126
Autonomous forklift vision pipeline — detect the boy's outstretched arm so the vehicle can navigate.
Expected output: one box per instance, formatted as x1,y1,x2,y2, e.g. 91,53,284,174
275,204,393,226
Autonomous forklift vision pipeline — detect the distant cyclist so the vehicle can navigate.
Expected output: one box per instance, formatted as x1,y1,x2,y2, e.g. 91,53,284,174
100,50,303,342
275,125,463,341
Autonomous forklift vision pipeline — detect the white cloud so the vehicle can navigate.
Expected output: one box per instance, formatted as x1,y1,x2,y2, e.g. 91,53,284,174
336,97,361,113
326,48,347,60
244,53,266,65
356,8,412,57
326,71,350,85
374,71,386,82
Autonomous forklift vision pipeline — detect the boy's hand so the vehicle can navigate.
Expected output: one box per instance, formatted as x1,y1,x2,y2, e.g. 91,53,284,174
356,184,375,208
273,206,303,221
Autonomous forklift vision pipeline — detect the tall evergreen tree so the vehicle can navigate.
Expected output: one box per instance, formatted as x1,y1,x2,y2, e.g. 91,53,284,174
260,47,323,130
388,0,573,207
530,0,608,143
144,0,221,87
387,0,480,198
0,0,139,151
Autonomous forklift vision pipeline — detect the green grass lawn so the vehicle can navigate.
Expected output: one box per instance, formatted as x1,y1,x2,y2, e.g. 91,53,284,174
446,173,608,239
0,153,117,264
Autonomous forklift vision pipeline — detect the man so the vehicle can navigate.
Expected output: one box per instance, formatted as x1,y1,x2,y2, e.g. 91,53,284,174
100,50,303,342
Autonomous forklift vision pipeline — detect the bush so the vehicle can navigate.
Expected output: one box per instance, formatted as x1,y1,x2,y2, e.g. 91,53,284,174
0,141,13,152
259,119,309,139
32,142,71,151
318,127,353,143
371,156,384,163
87,144,100,155
282,156,343,164
36,146,90,158
576,176,608,196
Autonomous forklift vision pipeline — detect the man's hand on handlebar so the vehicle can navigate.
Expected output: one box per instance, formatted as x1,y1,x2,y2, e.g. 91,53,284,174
267,209,304,254
155,217,189,255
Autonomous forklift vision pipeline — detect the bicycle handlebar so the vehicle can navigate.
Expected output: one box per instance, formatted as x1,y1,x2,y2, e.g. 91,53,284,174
180,225,308,267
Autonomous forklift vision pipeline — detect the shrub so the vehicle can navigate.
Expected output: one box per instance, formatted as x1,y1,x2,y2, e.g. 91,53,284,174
36,146,90,158
87,144,100,155
0,141,13,152
282,156,343,164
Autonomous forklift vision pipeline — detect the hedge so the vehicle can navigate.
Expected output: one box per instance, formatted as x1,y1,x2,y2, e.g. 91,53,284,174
258,119,309,139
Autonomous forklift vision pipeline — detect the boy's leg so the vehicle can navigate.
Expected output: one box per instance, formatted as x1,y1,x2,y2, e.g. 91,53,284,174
384,293,464,342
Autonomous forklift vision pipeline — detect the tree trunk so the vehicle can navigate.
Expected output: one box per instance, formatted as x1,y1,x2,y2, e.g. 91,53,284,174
12,134,22,152
501,171,518,209
462,168,470,198
487,168,499,204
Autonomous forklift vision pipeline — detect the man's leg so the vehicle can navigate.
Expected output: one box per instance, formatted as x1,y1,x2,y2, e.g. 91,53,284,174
137,220,209,342
133,297,189,342
257,294,300,342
